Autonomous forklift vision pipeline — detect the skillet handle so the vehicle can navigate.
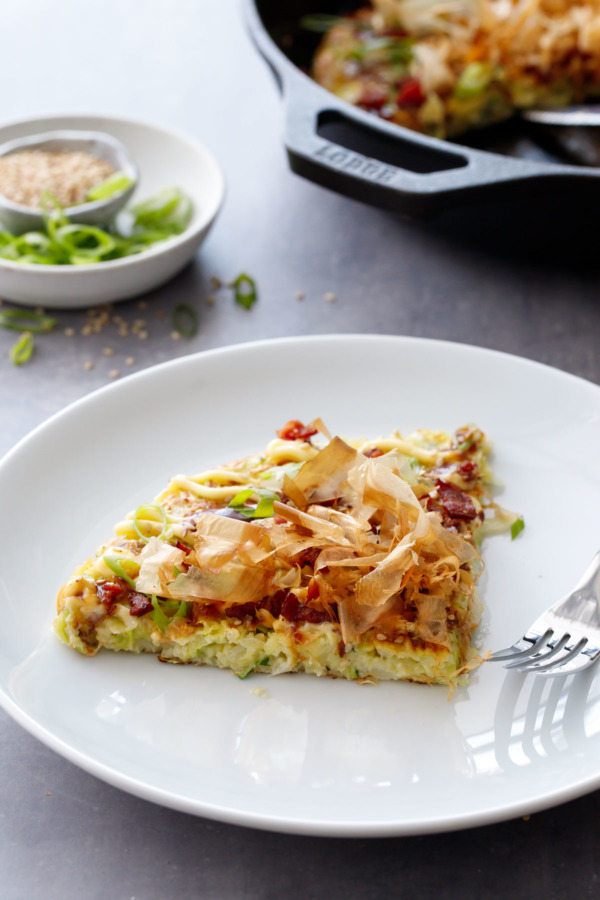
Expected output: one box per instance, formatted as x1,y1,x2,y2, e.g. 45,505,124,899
282,82,539,218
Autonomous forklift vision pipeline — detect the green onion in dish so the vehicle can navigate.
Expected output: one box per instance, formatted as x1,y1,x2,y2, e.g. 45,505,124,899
151,594,189,633
300,13,343,32
103,554,139,589
229,487,278,519
232,273,257,310
0,188,193,266
86,171,133,202
133,504,168,542
454,62,494,100
9,331,34,365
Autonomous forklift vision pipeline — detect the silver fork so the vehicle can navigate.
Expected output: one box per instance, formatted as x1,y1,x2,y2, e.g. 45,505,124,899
492,550,600,676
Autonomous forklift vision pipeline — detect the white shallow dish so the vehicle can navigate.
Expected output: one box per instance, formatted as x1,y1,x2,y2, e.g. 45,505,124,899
0,113,224,308
1,334,599,837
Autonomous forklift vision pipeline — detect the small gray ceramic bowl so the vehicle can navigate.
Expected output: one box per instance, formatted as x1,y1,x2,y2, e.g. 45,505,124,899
0,129,138,234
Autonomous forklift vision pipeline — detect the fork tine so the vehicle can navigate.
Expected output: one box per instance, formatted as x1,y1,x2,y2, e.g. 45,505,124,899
491,628,553,662
503,632,571,669
535,645,600,677
512,636,588,674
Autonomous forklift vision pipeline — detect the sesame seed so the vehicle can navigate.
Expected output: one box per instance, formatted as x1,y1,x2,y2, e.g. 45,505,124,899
81,326,92,336
125,356,135,366
108,369,120,379
376,633,387,641
138,330,148,340
205,295,216,305
295,290,305,300
64,327,75,337
210,275,222,290
324,292,336,303
344,643,353,654
102,347,114,356
0,150,115,209
84,361,94,371
171,331,181,340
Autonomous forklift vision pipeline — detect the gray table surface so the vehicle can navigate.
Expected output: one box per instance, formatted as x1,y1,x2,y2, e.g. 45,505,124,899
1,2,600,897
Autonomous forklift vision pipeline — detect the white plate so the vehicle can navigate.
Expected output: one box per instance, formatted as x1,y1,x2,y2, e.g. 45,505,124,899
0,113,224,308
1,335,599,837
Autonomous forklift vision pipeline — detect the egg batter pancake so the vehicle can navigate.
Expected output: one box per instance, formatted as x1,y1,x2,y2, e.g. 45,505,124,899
55,419,516,689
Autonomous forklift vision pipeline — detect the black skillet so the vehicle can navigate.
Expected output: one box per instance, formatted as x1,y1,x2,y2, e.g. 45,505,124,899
245,0,600,218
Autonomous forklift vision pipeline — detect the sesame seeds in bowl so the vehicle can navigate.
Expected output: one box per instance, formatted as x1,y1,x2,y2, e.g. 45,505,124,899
0,113,225,309
0,130,138,235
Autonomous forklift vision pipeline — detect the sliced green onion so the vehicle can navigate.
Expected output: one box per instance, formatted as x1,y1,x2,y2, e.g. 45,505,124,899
103,554,139,589
53,224,117,261
0,188,193,268
133,503,168,542
150,594,189,633
510,516,525,540
237,656,270,680
131,187,192,234
0,309,57,333
41,191,70,237
454,62,493,100
171,302,198,337
232,273,257,310
229,488,278,519
86,171,133,202
300,13,343,32
150,594,170,633
10,331,34,365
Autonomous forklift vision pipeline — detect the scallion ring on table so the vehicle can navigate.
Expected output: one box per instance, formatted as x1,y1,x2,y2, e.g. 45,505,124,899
171,302,199,337
231,273,257,310
9,332,34,365
133,504,168,542
0,309,57,332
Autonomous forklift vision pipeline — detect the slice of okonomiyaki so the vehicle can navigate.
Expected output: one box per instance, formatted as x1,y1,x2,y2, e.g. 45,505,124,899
55,418,510,688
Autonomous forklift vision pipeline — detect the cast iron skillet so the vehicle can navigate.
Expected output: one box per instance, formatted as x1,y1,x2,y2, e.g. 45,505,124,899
245,0,600,217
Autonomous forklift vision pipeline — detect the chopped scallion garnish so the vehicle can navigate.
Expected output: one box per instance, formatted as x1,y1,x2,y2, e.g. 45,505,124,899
171,302,198,337
86,171,133,202
229,487,278,519
0,309,57,333
300,13,343,32
103,554,139,589
150,594,189,633
231,273,257,310
10,331,34,365
510,516,525,540
0,188,193,266
133,504,168,542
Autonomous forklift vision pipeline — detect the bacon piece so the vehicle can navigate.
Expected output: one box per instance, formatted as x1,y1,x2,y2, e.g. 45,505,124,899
435,479,477,520
129,592,154,617
364,447,384,458
277,420,318,441
97,580,126,614
396,78,425,107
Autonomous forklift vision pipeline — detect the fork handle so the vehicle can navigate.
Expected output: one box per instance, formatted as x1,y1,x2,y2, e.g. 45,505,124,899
573,550,600,597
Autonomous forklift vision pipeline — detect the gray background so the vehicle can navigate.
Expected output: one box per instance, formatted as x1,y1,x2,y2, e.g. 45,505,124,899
1,1,599,897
